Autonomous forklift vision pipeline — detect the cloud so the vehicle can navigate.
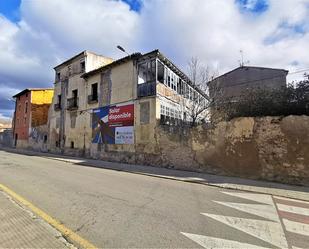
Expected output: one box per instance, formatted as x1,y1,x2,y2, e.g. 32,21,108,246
0,0,309,118
139,0,309,79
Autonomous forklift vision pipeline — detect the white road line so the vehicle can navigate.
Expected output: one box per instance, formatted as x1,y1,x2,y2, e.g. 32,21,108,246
277,203,309,216
274,196,309,205
222,192,274,205
283,219,309,236
214,201,279,222
181,232,272,249
202,213,288,248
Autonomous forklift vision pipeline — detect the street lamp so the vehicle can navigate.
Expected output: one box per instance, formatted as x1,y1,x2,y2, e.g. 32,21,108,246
117,45,130,56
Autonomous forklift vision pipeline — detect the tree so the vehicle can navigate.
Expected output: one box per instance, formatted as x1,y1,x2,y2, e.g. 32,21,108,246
221,75,309,119
185,57,219,126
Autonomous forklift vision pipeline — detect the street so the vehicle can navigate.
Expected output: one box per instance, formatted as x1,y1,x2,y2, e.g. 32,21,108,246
0,150,309,248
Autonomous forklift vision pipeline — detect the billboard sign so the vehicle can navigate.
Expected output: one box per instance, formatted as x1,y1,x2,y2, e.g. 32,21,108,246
92,102,134,144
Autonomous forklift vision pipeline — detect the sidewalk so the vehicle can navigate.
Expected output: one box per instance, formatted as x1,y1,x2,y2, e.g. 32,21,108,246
0,190,73,248
2,147,309,202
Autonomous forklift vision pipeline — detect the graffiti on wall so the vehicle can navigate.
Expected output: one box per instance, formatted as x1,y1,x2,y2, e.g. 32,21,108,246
92,102,134,144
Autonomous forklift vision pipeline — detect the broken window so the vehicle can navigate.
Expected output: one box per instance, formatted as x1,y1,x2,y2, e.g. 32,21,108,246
91,83,98,101
68,65,72,76
177,79,182,94
140,101,150,124
157,61,165,84
56,72,61,82
72,89,78,99
57,94,62,105
80,61,85,73
138,60,156,84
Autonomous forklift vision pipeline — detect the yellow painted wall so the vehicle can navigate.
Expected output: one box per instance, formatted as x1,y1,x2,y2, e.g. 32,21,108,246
31,90,54,104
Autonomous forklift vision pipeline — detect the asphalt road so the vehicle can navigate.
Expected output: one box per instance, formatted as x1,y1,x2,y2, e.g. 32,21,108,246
0,150,308,248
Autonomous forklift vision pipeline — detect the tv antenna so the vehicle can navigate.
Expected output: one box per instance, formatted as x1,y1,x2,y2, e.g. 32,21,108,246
239,50,250,67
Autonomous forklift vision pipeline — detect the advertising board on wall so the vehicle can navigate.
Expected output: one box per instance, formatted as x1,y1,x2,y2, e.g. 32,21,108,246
92,102,134,144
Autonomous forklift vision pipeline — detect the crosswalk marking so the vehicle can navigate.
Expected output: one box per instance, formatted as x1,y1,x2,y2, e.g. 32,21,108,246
214,201,279,222
283,218,309,236
201,213,288,248
221,192,274,205
274,196,309,205
181,192,309,249
277,203,309,216
181,232,271,249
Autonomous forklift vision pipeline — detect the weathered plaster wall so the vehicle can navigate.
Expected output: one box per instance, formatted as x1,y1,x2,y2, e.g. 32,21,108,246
28,124,49,152
91,115,309,186
153,115,309,186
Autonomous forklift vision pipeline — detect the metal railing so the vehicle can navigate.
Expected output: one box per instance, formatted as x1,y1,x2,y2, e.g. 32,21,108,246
67,97,78,110
88,94,98,104
54,103,61,111
137,81,156,98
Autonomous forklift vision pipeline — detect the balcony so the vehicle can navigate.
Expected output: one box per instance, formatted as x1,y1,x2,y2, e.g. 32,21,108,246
88,94,98,104
54,103,61,111
137,81,156,98
67,97,78,110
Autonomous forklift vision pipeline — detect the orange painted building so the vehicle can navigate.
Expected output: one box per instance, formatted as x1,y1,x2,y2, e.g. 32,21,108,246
12,88,54,148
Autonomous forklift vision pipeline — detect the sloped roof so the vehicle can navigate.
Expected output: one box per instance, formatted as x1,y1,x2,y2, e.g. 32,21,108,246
13,88,54,98
208,65,288,85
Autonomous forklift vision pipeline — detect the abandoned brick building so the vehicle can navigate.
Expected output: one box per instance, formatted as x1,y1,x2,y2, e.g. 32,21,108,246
12,88,54,150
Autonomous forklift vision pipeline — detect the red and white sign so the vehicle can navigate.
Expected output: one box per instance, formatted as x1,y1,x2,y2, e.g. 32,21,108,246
108,103,134,127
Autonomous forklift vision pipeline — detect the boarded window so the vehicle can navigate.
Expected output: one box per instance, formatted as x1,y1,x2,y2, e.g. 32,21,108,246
70,112,77,128
140,101,150,124
56,117,60,129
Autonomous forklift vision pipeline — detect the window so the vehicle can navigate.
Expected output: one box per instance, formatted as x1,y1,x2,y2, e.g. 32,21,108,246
25,102,28,113
56,72,61,81
57,94,61,105
177,79,181,94
43,135,47,143
68,65,72,76
157,61,165,84
160,104,165,115
138,60,156,84
91,83,98,101
167,74,171,87
72,89,78,99
25,93,28,98
71,141,74,149
80,61,85,73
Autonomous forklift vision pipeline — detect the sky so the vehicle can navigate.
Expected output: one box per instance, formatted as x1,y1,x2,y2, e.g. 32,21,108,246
0,0,309,119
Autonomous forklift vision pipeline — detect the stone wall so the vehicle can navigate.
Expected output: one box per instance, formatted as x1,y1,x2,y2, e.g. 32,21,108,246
153,115,309,186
